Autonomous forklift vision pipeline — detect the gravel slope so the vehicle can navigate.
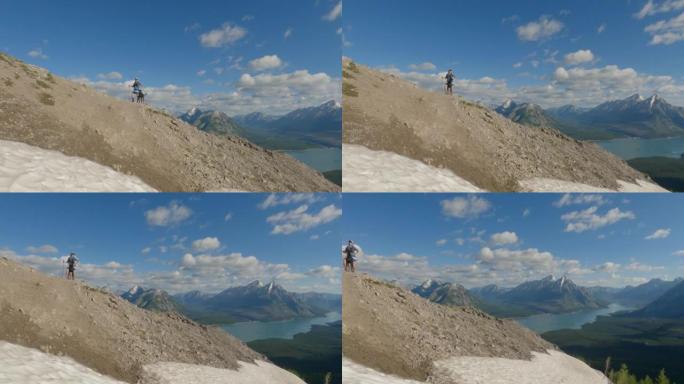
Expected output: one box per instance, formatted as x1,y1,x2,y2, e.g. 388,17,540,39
0,52,337,192
0,257,264,383
342,59,649,192
342,273,553,382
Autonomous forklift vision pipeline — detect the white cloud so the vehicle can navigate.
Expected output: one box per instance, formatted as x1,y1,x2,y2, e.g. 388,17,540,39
267,204,341,235
141,247,151,254
673,250,684,256
97,71,123,80
440,196,491,218
284,27,293,39
248,55,284,71
197,70,206,77
598,23,607,34
564,49,595,65
594,262,621,273
490,231,519,246
26,244,58,254
259,193,322,209
516,16,564,41
562,206,635,233
513,62,523,69
199,23,247,47
554,194,606,207
625,262,665,272
224,213,232,221
409,62,437,71
523,208,531,217
644,12,684,45
323,1,342,21
27,48,48,60
635,0,684,19
242,15,255,22
192,237,221,251
436,239,448,246
145,202,192,227
645,228,671,239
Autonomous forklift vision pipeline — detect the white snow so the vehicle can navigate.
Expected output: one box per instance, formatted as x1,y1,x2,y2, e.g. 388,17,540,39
343,144,484,192
343,358,425,384
432,350,611,384
0,341,127,384
0,140,156,192
140,360,307,384
344,351,610,384
518,177,668,192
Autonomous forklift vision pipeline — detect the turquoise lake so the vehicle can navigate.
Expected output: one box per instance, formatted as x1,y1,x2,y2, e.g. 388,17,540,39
516,304,633,334
283,147,341,172
221,311,341,342
596,136,684,160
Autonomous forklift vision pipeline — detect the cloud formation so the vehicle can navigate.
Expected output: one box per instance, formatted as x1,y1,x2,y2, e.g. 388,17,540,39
145,202,193,227
199,23,247,47
441,196,491,218
267,204,342,235
516,16,564,41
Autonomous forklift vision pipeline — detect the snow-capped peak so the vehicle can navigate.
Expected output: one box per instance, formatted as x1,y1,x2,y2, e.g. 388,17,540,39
267,281,275,294
502,99,513,109
421,279,435,289
559,275,566,287
128,285,142,295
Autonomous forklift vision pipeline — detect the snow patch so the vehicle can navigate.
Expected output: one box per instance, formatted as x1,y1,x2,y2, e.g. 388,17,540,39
0,341,126,384
343,144,483,192
0,140,156,192
432,350,611,384
140,360,307,384
343,358,425,384
518,177,667,192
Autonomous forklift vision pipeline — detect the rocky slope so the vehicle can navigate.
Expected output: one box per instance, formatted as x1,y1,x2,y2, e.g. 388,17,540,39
0,257,299,383
343,273,555,381
342,59,652,192
0,52,337,192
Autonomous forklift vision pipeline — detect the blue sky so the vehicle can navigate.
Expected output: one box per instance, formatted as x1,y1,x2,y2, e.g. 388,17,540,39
0,193,342,293
0,0,342,115
343,193,684,288
344,0,684,108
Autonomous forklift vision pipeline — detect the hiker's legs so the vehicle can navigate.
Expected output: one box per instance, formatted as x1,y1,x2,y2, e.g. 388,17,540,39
351,262,355,272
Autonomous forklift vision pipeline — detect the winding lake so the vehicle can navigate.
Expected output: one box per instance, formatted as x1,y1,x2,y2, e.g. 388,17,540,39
221,311,341,342
283,147,341,172
516,304,633,334
596,136,684,160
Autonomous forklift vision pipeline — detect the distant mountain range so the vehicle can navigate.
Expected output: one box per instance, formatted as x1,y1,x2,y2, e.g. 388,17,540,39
122,281,340,324
631,280,684,318
412,279,476,307
414,275,605,317
586,277,684,308
175,280,338,324
121,286,182,313
179,101,341,150
495,94,684,140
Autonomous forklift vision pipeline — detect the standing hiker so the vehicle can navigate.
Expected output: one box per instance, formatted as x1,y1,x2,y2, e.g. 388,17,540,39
65,252,79,280
131,77,143,102
445,69,455,96
343,240,360,272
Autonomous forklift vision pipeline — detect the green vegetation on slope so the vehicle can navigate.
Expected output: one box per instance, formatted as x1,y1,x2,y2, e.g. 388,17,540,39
322,170,342,186
248,321,341,384
628,155,684,192
544,316,684,383
609,363,673,384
